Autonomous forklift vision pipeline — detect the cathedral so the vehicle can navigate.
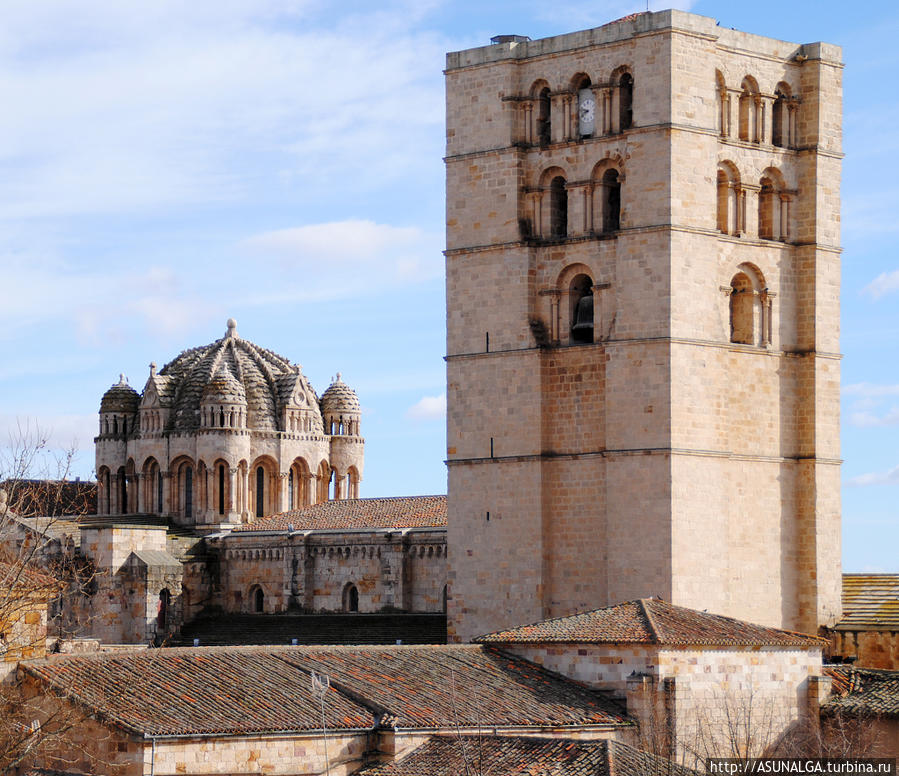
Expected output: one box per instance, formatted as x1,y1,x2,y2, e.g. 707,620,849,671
7,10,899,775
95,318,364,527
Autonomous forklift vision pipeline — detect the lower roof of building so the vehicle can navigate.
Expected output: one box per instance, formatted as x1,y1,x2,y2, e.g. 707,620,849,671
823,665,899,717
232,495,447,533
355,734,698,776
474,598,828,648
22,644,630,738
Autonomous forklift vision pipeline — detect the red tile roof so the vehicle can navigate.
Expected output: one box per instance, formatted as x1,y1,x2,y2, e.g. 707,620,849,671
356,735,696,776
280,645,628,729
22,644,629,737
23,647,374,737
823,666,899,717
233,495,446,532
838,574,899,630
475,599,826,648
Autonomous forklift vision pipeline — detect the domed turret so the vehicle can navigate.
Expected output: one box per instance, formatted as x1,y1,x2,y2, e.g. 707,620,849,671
98,375,139,437
100,375,140,413
321,373,361,435
321,373,364,500
201,364,247,430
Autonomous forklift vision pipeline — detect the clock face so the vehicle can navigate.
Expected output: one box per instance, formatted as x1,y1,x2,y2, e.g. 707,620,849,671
578,88,595,134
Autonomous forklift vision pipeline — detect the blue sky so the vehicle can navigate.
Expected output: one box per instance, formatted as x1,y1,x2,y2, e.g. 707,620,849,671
1,1,896,572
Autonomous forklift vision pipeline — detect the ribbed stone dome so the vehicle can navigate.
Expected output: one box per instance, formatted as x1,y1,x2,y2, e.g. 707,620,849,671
158,320,321,431
321,373,361,414
100,375,140,413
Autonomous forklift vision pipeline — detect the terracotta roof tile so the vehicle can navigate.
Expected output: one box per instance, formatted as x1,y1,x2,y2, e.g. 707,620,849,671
23,647,373,737
837,574,899,630
22,644,629,737
475,599,826,648
823,666,899,717
280,645,629,729
356,735,696,776
234,495,447,532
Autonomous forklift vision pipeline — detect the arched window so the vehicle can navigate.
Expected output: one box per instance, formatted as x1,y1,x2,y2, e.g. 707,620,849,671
716,162,742,236
218,464,225,515
549,176,568,238
772,83,794,149
601,169,620,232
729,265,772,348
184,467,193,519
117,466,127,515
738,77,760,143
157,589,170,631
442,585,448,613
619,72,633,130
255,466,265,518
343,583,359,613
717,169,729,233
715,70,728,137
730,272,755,345
253,586,265,613
569,274,594,344
573,74,594,137
537,86,551,145
157,470,163,513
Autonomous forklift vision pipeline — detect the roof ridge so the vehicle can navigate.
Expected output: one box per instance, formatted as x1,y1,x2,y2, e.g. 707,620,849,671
638,598,662,644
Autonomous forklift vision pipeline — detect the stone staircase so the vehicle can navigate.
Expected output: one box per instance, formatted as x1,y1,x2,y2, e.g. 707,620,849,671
174,613,447,647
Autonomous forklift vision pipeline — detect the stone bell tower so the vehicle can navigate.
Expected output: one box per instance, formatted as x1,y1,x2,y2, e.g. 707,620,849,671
445,11,843,642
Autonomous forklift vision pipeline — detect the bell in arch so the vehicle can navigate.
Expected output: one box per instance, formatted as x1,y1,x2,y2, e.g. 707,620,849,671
571,290,594,343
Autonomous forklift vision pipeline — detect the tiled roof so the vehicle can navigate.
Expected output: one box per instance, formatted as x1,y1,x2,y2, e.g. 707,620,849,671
475,599,826,648
356,735,696,776
233,495,447,532
155,321,323,433
22,645,629,737
823,666,899,717
23,647,374,737
837,574,899,630
279,645,628,729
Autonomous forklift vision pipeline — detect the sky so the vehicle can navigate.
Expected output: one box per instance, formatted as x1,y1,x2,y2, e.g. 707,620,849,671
0,0,896,572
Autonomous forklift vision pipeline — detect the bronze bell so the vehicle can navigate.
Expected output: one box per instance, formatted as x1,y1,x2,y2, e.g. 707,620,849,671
571,291,594,342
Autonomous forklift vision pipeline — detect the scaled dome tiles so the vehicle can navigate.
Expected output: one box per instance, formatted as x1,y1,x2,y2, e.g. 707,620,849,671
150,321,321,432
100,375,140,413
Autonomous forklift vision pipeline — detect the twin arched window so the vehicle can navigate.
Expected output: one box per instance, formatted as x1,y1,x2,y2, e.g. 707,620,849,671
526,67,634,145
720,73,797,148
716,163,790,242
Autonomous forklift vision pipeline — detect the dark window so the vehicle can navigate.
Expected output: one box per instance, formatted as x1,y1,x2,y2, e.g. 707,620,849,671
254,587,264,613
218,465,225,515
344,584,359,612
185,467,193,519
157,589,170,630
157,471,163,513
537,87,551,145
619,73,633,130
602,169,620,232
550,176,567,238
256,466,265,518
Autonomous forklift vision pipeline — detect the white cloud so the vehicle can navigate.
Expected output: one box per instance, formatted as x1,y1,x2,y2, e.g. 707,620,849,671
861,270,899,300
241,220,443,303
849,407,899,428
843,382,899,397
0,1,446,220
406,393,446,421
846,464,899,487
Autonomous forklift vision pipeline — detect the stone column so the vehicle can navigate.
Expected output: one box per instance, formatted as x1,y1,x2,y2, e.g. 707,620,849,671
162,471,173,516
135,472,144,513
228,467,239,522
277,472,289,514
241,466,249,521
